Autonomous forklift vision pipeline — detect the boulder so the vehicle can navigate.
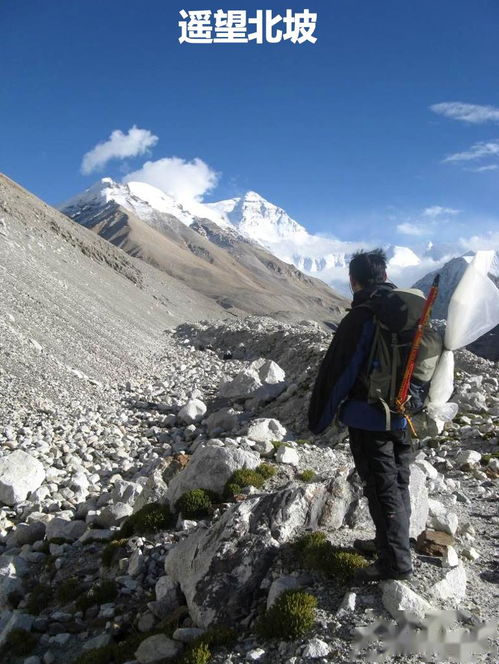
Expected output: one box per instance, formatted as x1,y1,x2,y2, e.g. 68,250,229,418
427,499,458,536
381,580,436,626
249,358,286,385
177,399,207,425
219,368,262,400
164,480,340,627
246,418,286,443
415,529,455,556
442,545,459,568
302,638,331,658
455,449,482,469
165,443,260,508
408,464,429,540
135,634,183,663
46,517,86,542
205,407,239,434
275,445,299,466
0,451,45,506
431,564,467,605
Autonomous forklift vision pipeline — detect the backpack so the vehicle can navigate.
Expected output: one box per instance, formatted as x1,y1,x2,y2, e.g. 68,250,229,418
358,287,443,430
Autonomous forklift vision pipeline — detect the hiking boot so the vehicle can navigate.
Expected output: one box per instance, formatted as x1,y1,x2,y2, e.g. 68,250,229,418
353,538,377,556
353,561,413,584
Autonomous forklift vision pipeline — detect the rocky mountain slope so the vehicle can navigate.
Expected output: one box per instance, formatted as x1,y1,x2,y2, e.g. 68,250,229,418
0,174,497,664
60,180,346,325
0,173,228,416
0,315,497,664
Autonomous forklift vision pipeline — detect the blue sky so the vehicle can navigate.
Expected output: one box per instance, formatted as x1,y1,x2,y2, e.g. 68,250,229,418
2,0,499,248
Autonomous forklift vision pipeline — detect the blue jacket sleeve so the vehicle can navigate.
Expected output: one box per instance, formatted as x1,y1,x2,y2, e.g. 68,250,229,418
307,309,375,435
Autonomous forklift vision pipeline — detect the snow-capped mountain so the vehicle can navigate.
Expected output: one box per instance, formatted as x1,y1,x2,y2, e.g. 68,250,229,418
206,191,309,245
59,178,195,226
60,178,491,294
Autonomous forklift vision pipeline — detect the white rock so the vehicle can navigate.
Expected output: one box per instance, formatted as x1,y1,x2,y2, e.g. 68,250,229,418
219,368,262,399
246,648,266,661
461,546,479,561
135,634,183,663
442,545,459,568
0,451,45,506
488,458,499,472
408,464,429,539
381,580,436,625
155,575,177,602
165,443,260,507
275,445,299,466
455,449,482,468
266,576,302,609
427,499,458,536
414,459,439,480
128,549,144,576
178,399,207,424
432,564,467,604
250,358,286,384
246,418,286,443
302,637,331,658
336,591,356,616
46,517,86,542
205,407,239,434
171,627,205,643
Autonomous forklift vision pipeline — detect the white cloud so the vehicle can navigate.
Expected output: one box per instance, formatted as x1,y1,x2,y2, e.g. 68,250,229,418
123,156,219,203
81,126,158,174
443,139,499,163
468,164,499,173
397,222,427,236
459,231,499,252
431,102,499,124
422,206,460,218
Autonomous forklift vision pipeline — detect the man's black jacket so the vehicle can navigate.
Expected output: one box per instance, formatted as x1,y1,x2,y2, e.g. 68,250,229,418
307,282,407,434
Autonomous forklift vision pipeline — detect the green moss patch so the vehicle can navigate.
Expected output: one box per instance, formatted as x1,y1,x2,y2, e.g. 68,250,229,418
102,538,129,568
293,530,368,584
255,590,317,640
175,489,216,518
223,464,276,499
298,469,316,482
118,502,174,538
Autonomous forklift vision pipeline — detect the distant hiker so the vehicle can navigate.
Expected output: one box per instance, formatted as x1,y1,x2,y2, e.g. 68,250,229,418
307,248,414,582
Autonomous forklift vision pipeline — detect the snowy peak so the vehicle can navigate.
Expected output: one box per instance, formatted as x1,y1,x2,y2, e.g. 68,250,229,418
385,245,421,268
206,191,309,244
59,178,194,226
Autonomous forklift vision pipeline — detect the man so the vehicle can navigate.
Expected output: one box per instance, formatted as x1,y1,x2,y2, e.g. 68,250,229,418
307,248,413,582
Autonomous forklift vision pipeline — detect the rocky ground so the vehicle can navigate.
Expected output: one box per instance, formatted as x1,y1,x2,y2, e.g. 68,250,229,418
0,316,498,664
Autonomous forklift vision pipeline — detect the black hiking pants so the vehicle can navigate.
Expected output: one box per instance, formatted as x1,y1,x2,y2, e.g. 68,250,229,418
348,426,414,575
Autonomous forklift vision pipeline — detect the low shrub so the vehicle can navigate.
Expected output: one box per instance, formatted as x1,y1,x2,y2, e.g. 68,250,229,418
255,590,316,640
255,462,276,479
293,530,368,584
101,538,129,567
118,502,173,538
175,489,214,518
298,469,316,482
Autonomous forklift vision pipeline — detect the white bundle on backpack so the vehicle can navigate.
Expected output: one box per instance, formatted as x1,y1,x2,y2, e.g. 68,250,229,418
427,250,499,430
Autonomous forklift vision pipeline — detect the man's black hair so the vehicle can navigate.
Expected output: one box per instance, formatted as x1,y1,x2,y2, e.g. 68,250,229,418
349,248,387,288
